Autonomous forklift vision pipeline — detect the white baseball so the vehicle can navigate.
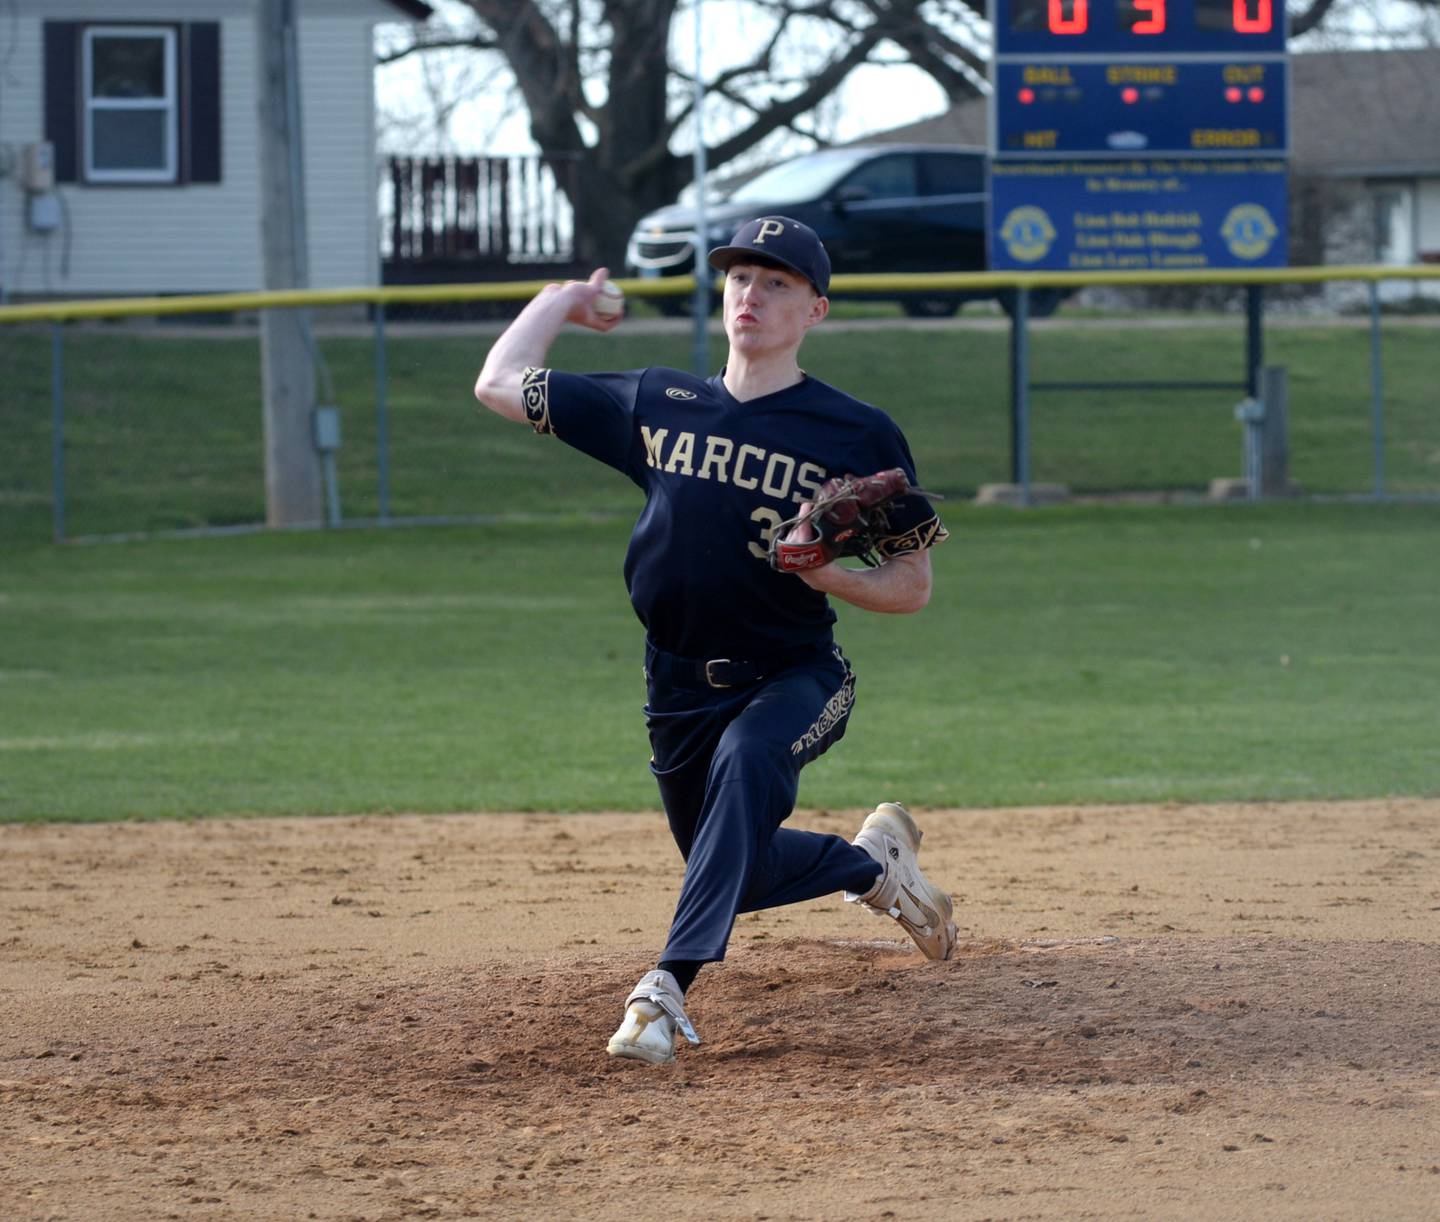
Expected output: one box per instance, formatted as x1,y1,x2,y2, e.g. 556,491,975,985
594,279,625,318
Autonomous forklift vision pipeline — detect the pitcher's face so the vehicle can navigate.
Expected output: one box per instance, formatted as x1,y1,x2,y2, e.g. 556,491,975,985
722,262,828,359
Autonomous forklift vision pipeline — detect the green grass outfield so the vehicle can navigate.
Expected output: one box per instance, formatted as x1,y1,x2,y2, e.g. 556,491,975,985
2,502,1437,822
2,317,1436,542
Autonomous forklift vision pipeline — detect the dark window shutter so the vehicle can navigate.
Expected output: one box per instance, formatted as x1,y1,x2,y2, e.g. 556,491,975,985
186,22,222,183
43,22,80,183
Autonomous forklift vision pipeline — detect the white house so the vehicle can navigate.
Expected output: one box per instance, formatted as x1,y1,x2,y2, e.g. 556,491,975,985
1287,49,1440,304
0,0,431,301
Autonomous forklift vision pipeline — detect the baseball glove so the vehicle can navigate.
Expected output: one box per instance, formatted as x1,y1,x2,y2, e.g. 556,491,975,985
768,468,937,573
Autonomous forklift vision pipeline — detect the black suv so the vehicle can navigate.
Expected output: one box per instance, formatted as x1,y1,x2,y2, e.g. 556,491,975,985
626,143,1065,318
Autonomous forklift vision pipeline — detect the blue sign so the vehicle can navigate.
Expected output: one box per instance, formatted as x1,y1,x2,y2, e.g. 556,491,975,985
994,59,1287,158
989,158,1288,270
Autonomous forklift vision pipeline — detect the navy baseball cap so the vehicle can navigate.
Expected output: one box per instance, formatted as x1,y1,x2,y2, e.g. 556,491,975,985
708,216,831,296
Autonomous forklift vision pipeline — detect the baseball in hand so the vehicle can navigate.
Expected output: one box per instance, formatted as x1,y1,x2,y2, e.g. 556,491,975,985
593,279,625,319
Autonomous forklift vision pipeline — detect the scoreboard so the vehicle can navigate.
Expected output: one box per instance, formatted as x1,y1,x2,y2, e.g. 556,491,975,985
988,0,1290,269
993,0,1288,158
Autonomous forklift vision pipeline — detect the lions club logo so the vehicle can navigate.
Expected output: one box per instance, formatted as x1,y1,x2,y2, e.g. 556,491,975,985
999,207,1057,264
1221,204,1279,261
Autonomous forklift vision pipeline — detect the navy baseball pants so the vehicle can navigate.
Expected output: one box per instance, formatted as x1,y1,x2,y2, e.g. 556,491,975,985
643,641,883,964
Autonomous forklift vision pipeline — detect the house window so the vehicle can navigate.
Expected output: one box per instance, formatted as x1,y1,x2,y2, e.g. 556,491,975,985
82,27,179,183
47,20,221,186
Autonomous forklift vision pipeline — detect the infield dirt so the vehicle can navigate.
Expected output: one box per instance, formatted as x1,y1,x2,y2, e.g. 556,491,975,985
3,800,1438,1221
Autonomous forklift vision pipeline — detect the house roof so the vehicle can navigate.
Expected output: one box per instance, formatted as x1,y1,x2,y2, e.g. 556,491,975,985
1289,49,1440,177
859,48,1440,179
851,102,987,150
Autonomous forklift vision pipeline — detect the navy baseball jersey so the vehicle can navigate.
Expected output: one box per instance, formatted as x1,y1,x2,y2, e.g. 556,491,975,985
519,365,947,659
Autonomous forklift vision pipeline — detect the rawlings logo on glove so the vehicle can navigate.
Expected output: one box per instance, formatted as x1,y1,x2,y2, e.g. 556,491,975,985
768,468,935,573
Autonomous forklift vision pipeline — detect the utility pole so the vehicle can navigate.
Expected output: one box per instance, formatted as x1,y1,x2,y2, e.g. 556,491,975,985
256,0,322,527
690,0,709,376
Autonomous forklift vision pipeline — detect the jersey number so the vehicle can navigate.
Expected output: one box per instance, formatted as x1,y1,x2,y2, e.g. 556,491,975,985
748,507,785,560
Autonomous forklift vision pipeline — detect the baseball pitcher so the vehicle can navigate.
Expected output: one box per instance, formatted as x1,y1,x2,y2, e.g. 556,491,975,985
474,216,956,1065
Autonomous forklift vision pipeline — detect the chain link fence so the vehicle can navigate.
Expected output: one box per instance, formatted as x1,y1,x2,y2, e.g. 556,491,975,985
2,270,1436,545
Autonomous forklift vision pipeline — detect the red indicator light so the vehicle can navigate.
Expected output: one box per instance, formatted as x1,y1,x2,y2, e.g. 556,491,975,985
1018,87,1036,104
1248,86,1265,103
1121,87,1139,104
1225,86,1243,103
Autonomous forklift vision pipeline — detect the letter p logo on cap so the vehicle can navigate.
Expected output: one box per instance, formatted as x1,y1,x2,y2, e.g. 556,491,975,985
707,215,832,296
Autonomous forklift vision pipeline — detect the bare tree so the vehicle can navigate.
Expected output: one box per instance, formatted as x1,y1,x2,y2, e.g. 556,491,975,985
379,1,993,263
378,0,1433,266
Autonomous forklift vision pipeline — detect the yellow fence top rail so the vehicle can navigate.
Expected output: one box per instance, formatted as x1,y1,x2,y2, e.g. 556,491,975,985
1,264,1438,325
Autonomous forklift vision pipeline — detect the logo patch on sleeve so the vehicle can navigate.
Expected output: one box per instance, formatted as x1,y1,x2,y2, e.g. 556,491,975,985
520,367,553,434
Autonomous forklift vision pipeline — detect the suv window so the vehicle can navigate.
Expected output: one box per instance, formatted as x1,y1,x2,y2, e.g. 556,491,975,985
838,154,919,201
729,147,874,205
921,153,985,196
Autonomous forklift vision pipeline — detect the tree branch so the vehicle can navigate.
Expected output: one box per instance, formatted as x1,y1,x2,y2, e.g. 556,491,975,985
459,0,587,150
852,0,987,96
1288,0,1344,38
702,27,888,172
378,33,501,66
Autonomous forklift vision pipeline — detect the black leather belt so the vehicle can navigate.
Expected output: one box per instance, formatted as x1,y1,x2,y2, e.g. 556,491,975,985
645,647,772,690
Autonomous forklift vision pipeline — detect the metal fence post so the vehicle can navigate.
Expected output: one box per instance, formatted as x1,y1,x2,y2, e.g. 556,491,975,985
1258,364,1290,497
50,322,66,543
1245,284,1264,397
1368,280,1387,500
1009,287,1032,505
374,302,391,523
1234,395,1264,499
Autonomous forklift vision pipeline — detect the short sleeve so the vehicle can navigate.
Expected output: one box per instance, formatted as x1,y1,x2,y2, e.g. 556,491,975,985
863,417,949,560
519,367,644,477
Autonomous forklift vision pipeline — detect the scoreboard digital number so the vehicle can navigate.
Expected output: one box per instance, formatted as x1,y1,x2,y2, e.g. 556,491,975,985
997,0,1286,55
992,0,1288,157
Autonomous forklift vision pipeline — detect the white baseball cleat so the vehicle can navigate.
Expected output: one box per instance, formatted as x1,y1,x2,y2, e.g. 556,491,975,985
606,969,701,1065
846,802,957,961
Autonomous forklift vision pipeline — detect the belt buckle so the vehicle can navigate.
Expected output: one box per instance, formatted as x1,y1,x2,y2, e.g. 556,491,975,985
704,658,732,689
